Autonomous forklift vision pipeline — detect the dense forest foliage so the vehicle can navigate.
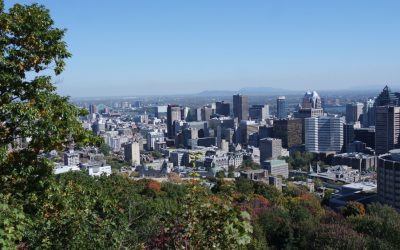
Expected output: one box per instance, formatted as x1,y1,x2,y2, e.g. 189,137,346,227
1,1,400,249
2,172,400,249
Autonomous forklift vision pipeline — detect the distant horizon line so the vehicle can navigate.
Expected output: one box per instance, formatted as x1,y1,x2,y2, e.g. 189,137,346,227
66,86,388,100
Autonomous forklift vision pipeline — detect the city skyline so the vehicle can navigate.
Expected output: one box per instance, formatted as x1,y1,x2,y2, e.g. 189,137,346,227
6,0,400,97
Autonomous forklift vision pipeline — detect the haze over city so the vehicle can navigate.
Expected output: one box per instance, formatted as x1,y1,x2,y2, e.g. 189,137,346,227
6,0,400,97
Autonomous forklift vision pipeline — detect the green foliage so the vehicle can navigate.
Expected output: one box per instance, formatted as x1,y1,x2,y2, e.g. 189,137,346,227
280,151,315,170
98,143,112,156
0,1,98,198
349,203,400,249
0,195,28,249
241,159,261,170
216,170,226,178
150,185,253,249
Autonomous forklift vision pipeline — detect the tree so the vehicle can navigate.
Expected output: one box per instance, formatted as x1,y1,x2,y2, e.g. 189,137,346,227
342,201,365,217
98,143,111,156
216,170,225,178
0,1,98,197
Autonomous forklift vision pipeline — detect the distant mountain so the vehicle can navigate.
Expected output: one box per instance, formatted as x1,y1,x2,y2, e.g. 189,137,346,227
195,87,298,96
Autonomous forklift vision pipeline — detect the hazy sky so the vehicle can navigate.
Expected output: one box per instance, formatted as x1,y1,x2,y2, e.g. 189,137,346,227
6,0,400,97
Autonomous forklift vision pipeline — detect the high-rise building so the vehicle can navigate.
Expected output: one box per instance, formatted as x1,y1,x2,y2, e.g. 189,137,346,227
343,123,355,152
123,142,140,166
237,120,258,145
377,149,400,210
375,106,400,155
146,130,165,151
276,96,287,119
362,99,375,127
181,107,190,121
233,94,249,121
302,91,322,109
273,118,303,148
167,105,181,138
305,116,344,153
249,104,269,121
354,127,375,149
374,85,400,107
216,101,230,116
201,106,214,121
259,138,282,162
346,102,364,124
259,125,274,140
89,104,97,114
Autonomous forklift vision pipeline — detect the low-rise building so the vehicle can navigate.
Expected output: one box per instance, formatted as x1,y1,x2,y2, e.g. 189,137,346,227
262,159,289,178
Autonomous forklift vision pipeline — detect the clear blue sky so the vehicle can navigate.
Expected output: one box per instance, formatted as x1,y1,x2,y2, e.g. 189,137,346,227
5,0,400,97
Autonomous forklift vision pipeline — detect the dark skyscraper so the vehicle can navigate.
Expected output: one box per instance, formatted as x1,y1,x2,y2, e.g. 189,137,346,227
216,101,230,116
233,94,249,121
276,96,287,119
273,118,303,148
346,102,364,124
167,104,181,139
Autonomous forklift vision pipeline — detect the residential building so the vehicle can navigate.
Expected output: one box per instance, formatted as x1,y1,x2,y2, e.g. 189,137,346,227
63,150,79,166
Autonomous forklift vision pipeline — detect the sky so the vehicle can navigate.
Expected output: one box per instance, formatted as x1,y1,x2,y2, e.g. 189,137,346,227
5,0,400,97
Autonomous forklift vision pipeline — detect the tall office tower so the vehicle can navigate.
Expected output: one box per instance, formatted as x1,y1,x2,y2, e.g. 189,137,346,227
195,108,202,121
259,125,274,140
238,120,258,145
233,94,249,121
249,104,269,121
216,101,230,116
305,116,344,153
346,102,364,123
181,107,190,121
201,106,214,121
302,91,322,109
362,99,375,127
89,104,97,114
273,118,303,148
377,149,400,210
123,142,140,166
374,85,400,107
375,106,400,155
295,91,324,118
183,127,198,147
167,105,181,139
276,96,287,119
259,138,282,163
343,123,355,152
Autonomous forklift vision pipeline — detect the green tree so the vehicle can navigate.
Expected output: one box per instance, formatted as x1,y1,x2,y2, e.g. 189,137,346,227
0,1,98,197
216,170,226,178
98,142,112,156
